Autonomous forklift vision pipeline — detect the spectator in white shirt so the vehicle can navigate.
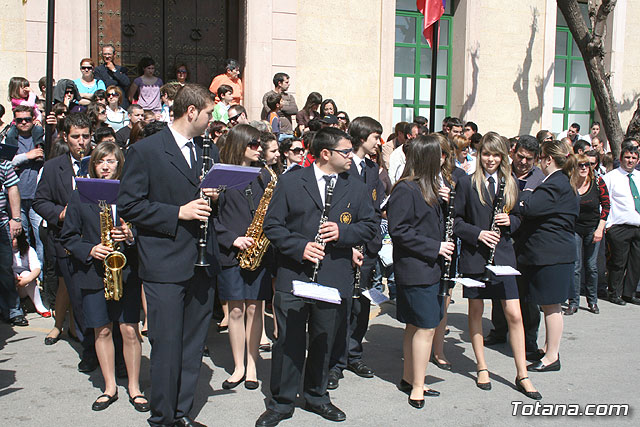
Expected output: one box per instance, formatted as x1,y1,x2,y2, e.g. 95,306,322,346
388,122,419,185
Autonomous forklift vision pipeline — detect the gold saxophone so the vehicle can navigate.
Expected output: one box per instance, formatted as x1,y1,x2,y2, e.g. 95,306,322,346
237,166,278,271
99,201,127,301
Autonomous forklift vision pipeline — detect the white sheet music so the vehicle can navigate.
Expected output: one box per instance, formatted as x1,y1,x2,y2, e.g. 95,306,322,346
456,278,486,288
362,288,389,305
292,280,342,304
486,265,521,276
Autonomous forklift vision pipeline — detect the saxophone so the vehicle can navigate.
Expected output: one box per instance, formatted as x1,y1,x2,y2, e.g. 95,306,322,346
99,201,127,301
237,165,278,271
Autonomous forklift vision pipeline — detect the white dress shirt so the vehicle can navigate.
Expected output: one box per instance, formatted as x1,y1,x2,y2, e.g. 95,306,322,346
388,144,406,185
312,163,336,206
169,125,195,168
603,167,640,227
352,153,366,176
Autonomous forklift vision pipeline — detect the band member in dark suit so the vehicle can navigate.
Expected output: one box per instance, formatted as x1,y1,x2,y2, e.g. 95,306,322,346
59,141,148,412
256,127,377,426
117,84,220,427
214,124,272,390
388,134,454,409
328,116,385,389
33,112,98,372
517,140,579,373
453,132,540,399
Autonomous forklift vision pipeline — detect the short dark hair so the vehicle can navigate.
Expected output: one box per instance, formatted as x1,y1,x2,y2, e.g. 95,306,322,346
570,122,581,132
138,57,155,74
404,122,419,138
13,104,33,117
348,116,382,150
413,115,428,126
225,58,240,71
620,140,639,158
143,120,168,137
228,104,246,117
160,82,181,100
591,121,600,128
266,93,282,111
94,126,116,144
273,72,289,87
573,139,590,153
63,112,91,134
38,76,47,90
515,135,540,157
448,117,463,129
307,118,322,132
172,83,214,119
464,121,478,133
311,127,350,158
127,104,143,115
217,84,233,98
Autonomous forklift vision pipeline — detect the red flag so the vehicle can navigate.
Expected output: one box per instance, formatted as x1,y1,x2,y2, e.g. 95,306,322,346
417,0,445,48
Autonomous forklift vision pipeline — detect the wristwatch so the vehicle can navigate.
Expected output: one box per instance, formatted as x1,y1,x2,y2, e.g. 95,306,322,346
11,217,22,223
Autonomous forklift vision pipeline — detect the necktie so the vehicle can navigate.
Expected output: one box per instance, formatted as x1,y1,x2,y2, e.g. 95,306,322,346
359,160,366,180
186,141,196,170
73,160,81,176
487,176,496,201
629,173,640,214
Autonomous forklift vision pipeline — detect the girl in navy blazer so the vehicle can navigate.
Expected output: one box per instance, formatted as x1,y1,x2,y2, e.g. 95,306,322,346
388,135,454,409
518,140,579,373
454,132,540,399
214,124,273,390
60,141,147,412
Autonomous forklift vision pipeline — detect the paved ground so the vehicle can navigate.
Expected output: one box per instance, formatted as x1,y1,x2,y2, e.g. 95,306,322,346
1,286,638,426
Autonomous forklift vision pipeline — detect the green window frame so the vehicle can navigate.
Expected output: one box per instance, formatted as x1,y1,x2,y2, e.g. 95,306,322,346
394,3,453,128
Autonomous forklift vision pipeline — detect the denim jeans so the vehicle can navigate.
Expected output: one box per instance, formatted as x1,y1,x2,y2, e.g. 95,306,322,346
570,231,600,306
372,258,395,300
20,199,44,279
0,223,24,320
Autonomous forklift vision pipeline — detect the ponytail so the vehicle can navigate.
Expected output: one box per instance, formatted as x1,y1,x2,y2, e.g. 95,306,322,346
541,140,578,192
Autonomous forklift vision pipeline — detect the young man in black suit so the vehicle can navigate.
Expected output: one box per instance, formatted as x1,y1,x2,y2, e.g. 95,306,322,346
257,127,378,427
328,116,385,389
33,113,98,372
117,84,220,427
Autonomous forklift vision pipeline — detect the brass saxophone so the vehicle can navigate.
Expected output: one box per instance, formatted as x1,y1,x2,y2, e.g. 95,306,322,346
237,165,278,271
99,201,127,301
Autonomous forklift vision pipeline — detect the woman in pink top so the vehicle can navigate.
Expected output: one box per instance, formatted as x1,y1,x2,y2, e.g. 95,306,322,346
128,57,163,114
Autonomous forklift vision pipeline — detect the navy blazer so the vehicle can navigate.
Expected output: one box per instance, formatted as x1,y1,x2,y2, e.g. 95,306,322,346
117,127,221,282
59,190,138,290
33,154,75,258
348,158,385,256
263,165,377,297
214,168,271,267
515,170,579,266
388,180,444,286
453,174,521,274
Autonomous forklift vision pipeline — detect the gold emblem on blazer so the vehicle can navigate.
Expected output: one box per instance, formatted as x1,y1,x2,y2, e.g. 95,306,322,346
340,212,352,224
372,189,377,201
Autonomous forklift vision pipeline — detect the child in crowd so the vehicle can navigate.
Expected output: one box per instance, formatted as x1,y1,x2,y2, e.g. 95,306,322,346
8,76,43,124
159,82,181,123
128,57,163,114
212,84,234,123
12,232,50,318
266,92,282,140
143,110,156,123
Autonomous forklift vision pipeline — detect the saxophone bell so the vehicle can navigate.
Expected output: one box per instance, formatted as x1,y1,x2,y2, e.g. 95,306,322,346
99,201,126,301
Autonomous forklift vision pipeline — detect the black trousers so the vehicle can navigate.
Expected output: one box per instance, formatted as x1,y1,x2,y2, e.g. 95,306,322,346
144,270,214,427
268,290,345,414
329,255,376,372
606,224,640,299
488,274,540,352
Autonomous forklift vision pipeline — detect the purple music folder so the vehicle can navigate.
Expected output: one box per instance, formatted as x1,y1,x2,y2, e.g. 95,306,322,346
75,178,120,204
200,164,261,190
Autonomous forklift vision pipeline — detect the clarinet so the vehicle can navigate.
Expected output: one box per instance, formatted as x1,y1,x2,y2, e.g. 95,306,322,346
353,244,364,299
439,189,456,297
311,179,335,282
480,176,506,282
195,129,213,267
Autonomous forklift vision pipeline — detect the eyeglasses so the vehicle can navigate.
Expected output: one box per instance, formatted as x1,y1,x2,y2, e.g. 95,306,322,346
328,147,353,156
107,92,119,97
15,117,33,124
81,66,94,71
247,139,261,150
289,147,304,154
97,159,118,166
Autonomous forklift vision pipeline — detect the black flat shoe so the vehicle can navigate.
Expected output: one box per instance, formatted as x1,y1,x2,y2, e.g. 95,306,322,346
255,409,293,427
526,349,545,362
173,416,199,427
347,360,374,378
304,402,346,422
563,306,578,315
222,375,245,390
92,392,118,411
128,393,150,412
217,323,228,332
44,335,60,345
408,397,425,409
515,377,542,400
245,380,259,390
476,369,491,390
430,355,452,371
527,356,561,372
398,379,440,396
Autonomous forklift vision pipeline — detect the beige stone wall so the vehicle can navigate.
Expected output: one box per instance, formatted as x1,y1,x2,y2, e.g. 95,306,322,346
0,0,89,113
616,0,640,132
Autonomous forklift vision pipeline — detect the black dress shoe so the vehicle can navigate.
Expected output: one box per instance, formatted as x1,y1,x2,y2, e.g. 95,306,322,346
588,303,600,314
609,296,626,306
475,369,491,390
245,380,259,390
515,376,542,400
173,416,199,427
78,356,99,373
429,355,452,371
217,323,228,332
255,409,293,427
91,392,118,411
563,305,578,315
398,379,440,396
222,375,245,390
526,349,545,362
408,397,425,409
327,370,340,390
128,393,150,412
10,315,28,327
44,335,60,345
483,334,506,346
203,346,210,357
527,356,561,372
347,360,374,378
304,402,346,422
622,296,640,305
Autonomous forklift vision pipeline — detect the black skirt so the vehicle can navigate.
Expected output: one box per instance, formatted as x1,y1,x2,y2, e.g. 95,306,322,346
396,283,444,329
81,281,141,329
463,273,519,300
217,265,272,301
521,263,573,305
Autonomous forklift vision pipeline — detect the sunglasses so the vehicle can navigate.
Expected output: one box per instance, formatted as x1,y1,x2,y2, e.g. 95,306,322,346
81,66,94,71
65,89,75,94
15,117,33,124
289,147,304,154
229,112,242,122
177,69,187,73
247,139,261,150
107,92,119,97
578,162,591,168
337,116,347,120
328,147,353,156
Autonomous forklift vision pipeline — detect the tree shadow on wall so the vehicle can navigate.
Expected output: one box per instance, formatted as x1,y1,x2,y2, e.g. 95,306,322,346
459,43,479,120
513,8,553,136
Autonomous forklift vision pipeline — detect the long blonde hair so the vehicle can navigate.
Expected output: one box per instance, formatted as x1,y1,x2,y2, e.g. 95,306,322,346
472,132,518,212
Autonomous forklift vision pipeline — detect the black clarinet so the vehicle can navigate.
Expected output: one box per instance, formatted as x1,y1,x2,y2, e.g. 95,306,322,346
480,176,506,283
195,129,213,267
439,189,456,297
353,244,364,298
311,179,335,282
